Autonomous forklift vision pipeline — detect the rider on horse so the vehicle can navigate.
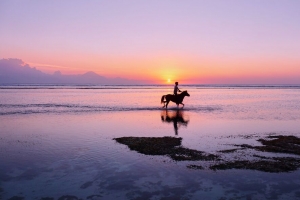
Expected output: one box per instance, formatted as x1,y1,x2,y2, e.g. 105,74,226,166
161,81,190,109
174,82,181,97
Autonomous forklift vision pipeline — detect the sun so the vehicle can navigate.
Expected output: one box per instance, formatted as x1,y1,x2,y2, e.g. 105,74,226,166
167,79,171,83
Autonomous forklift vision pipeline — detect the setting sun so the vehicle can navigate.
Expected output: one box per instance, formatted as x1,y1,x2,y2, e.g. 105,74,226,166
167,79,171,83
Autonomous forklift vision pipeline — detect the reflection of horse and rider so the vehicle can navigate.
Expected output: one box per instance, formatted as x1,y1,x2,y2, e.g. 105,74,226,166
161,82,190,109
161,110,189,135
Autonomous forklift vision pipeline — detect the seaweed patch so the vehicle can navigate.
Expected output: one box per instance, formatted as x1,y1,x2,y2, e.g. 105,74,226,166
114,136,219,161
114,135,300,173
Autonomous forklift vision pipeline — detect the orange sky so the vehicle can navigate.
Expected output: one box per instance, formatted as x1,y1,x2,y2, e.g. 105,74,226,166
22,53,300,85
1,1,300,84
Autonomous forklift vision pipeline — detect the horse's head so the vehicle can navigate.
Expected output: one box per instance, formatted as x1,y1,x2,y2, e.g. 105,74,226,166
181,90,190,97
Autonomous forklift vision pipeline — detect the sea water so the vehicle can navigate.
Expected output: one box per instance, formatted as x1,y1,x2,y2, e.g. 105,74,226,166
1,85,300,199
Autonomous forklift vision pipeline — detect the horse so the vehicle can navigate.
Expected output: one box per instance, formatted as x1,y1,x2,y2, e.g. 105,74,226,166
161,90,190,109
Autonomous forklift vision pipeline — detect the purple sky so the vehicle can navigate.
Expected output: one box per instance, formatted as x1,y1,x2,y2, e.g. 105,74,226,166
1,1,300,84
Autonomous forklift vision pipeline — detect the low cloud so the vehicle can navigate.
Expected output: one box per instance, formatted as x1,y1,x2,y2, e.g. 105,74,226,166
0,58,148,85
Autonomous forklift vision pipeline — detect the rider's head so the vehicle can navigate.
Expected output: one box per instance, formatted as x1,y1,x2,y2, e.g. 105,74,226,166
175,82,178,85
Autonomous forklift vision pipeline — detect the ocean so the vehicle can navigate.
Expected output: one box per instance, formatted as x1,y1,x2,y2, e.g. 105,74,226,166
1,85,300,199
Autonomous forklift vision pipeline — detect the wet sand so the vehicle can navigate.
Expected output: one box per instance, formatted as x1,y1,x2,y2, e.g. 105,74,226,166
1,87,300,199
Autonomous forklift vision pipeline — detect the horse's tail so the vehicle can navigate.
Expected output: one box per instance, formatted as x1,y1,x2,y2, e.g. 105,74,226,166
161,95,166,104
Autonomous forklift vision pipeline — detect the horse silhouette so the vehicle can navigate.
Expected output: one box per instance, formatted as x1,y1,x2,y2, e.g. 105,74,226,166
161,90,190,109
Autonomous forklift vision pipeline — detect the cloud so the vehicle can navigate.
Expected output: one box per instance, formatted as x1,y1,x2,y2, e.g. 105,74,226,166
0,58,149,85
27,62,74,70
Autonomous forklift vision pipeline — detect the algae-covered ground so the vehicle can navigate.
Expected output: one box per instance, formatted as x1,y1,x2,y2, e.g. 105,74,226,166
114,135,300,173
114,136,219,161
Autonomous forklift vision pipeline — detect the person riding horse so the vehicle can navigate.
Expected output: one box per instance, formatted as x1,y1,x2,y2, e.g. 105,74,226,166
174,82,181,97
161,82,190,109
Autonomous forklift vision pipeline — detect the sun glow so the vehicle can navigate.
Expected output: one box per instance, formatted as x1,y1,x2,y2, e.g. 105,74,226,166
167,79,171,83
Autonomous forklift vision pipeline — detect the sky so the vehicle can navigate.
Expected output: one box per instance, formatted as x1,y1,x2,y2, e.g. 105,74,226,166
1,0,300,84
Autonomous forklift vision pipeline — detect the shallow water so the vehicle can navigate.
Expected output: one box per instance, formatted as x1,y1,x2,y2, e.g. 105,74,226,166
1,85,300,199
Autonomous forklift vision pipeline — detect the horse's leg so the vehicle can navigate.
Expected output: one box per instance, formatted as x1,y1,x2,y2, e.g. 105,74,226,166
165,100,170,109
180,103,184,108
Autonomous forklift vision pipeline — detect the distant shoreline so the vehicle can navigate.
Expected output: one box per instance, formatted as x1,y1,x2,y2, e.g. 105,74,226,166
1,84,300,90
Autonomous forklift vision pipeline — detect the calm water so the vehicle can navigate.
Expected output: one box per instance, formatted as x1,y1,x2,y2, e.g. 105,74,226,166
1,85,300,199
